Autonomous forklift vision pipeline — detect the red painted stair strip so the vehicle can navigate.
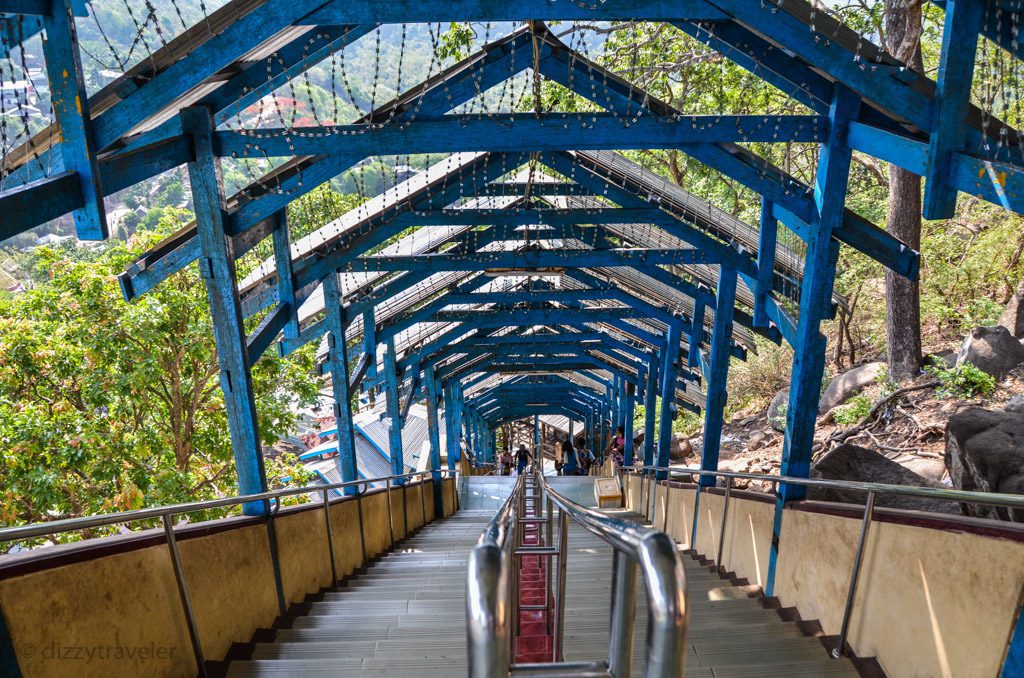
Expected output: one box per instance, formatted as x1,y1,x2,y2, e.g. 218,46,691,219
515,501,554,663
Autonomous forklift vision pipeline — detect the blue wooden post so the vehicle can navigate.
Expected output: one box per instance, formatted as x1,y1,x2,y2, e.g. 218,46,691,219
612,374,621,434
923,0,984,220
425,367,443,517
454,386,465,462
41,0,107,239
623,382,636,466
383,338,405,485
323,271,359,495
699,268,737,489
363,309,377,405
754,199,778,328
1002,600,1024,678
768,85,860,596
656,323,683,480
533,414,540,462
181,107,267,515
444,382,458,470
687,301,706,369
779,85,859,497
617,374,629,440
270,211,300,341
643,353,658,469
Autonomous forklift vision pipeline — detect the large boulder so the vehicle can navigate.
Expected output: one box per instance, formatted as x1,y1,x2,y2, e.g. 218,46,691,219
809,443,960,514
767,389,789,432
945,407,1024,522
999,279,1024,338
954,325,1024,380
819,362,885,414
670,434,693,461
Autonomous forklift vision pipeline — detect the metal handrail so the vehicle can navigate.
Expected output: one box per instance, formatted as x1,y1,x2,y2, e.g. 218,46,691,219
0,467,457,678
628,464,1024,510
467,473,525,676
0,468,453,544
625,464,1024,660
539,473,687,677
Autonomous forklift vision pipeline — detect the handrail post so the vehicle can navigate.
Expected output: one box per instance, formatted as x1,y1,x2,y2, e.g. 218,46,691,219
386,478,395,549
467,543,511,677
833,490,876,659
553,509,570,662
716,477,732,572
355,483,367,563
608,550,638,676
163,514,207,678
322,489,338,586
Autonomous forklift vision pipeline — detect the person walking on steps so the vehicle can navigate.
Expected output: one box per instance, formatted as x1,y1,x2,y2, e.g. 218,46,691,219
561,438,579,476
515,444,532,476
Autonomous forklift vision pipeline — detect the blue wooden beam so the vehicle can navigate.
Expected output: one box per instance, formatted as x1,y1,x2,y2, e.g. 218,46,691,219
779,86,860,500
699,267,737,489
623,381,636,466
216,114,827,158
323,271,359,495
642,352,658,468
655,322,683,481
302,0,725,24
271,211,299,342
754,198,778,329
383,338,405,485
181,106,267,515
41,0,106,239
923,0,985,219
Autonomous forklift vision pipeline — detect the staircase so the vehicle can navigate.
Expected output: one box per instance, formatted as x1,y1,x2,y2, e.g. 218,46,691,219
223,501,865,676
561,512,862,677
225,511,492,677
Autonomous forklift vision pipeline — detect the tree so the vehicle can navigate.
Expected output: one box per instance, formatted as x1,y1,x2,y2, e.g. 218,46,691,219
0,211,319,545
883,0,925,380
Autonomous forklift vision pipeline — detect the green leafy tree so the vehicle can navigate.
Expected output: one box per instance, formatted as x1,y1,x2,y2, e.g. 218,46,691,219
0,211,319,544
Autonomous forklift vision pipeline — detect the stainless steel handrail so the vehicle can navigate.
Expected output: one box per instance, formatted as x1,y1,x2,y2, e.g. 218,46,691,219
539,473,687,677
0,469,454,543
628,464,1024,509
624,464,1024,659
0,467,457,678
467,473,525,676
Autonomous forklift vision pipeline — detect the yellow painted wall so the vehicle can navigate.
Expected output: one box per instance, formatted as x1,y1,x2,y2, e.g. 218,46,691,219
0,485,446,677
718,496,774,588
0,543,195,677
775,509,1024,678
655,485,1024,678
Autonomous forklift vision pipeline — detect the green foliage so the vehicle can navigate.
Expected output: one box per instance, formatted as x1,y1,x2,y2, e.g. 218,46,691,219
925,363,997,400
833,394,873,426
0,212,319,546
728,337,793,409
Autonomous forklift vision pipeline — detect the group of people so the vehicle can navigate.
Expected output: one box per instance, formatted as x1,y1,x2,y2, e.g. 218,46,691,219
496,425,630,477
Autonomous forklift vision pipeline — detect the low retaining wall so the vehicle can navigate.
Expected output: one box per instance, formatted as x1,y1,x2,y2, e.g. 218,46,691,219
627,475,1024,678
0,476,456,677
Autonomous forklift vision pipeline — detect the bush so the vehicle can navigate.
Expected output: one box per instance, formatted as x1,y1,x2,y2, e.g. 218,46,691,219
925,362,997,399
833,394,873,425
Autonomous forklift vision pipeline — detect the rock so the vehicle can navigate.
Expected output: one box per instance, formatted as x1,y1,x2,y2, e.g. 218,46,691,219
768,389,789,432
999,279,1024,338
924,350,956,369
887,453,947,483
1006,395,1024,414
809,443,960,514
670,435,693,461
747,431,767,451
818,362,885,414
954,325,1024,380
945,407,1024,522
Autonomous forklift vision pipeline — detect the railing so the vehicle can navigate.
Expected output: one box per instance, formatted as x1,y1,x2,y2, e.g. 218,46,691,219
467,465,688,677
0,468,458,678
624,464,1024,659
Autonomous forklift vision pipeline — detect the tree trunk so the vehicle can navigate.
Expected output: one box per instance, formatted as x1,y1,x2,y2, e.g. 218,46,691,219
884,0,925,380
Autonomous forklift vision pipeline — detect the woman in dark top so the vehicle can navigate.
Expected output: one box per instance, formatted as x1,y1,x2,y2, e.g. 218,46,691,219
561,438,579,475
515,444,532,475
